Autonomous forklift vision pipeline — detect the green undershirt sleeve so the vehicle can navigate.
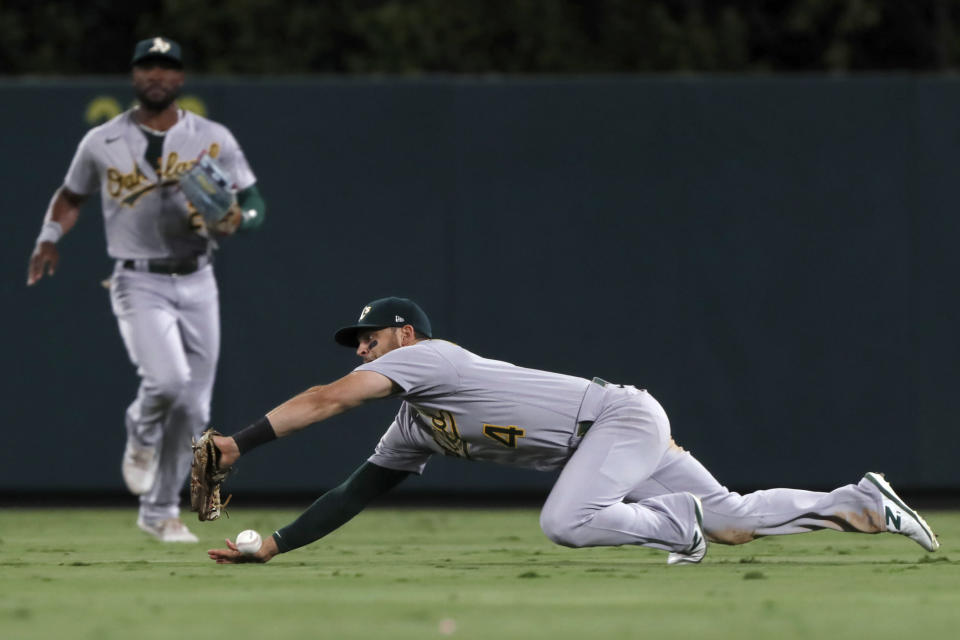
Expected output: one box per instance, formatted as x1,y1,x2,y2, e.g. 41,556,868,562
236,184,266,231
271,462,411,553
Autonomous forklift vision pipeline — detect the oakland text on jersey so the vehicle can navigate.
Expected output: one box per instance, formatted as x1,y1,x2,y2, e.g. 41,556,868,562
108,145,221,207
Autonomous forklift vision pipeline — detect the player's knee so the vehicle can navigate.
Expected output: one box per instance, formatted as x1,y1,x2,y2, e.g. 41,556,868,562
145,373,189,403
169,396,210,428
539,510,589,548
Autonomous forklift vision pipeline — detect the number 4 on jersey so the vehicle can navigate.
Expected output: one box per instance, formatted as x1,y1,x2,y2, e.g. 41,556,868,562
482,424,526,448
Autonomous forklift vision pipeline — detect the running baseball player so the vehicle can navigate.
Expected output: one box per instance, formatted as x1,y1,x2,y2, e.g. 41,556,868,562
26,37,266,542
200,297,938,564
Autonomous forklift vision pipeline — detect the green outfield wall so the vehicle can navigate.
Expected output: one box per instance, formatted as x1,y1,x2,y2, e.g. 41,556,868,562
3,77,957,494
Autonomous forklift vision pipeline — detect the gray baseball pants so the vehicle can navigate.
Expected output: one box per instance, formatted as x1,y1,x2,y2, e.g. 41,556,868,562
540,386,884,553
110,263,219,523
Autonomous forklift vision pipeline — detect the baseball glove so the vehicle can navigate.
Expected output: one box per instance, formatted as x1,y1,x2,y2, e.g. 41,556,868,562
190,428,231,521
179,152,240,235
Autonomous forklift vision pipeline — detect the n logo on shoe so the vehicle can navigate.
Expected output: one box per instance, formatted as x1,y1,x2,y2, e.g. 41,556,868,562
885,506,902,530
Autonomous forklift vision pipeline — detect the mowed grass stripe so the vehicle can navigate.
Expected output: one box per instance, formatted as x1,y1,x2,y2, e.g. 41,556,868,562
0,508,957,640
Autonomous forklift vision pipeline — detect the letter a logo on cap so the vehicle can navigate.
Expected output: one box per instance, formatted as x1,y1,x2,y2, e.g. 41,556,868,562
359,306,372,321
149,37,171,53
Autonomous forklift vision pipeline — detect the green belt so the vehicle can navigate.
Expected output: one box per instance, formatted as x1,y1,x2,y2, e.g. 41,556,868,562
576,377,609,437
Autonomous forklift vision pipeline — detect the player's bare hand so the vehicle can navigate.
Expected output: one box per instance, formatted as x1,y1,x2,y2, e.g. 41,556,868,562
213,434,241,469
27,242,59,286
208,535,278,564
187,209,210,238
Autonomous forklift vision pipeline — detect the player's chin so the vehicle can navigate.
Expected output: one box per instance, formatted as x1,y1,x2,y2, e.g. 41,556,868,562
136,88,180,111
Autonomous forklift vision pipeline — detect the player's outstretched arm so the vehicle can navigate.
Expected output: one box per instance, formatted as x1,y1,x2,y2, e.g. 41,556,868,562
214,370,396,468
206,462,410,564
27,187,86,286
268,370,397,434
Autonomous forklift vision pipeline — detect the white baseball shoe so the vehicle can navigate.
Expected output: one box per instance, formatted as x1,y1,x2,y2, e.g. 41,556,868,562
667,493,707,565
864,472,939,552
122,440,159,495
137,517,199,543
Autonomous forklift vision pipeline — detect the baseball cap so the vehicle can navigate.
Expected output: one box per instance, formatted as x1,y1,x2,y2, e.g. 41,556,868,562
334,297,433,347
131,37,183,67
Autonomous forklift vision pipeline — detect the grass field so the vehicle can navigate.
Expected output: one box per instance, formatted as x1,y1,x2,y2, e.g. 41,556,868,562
1,507,958,640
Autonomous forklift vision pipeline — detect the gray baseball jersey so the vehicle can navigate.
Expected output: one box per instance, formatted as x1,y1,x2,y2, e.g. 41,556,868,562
357,340,606,473
63,108,255,259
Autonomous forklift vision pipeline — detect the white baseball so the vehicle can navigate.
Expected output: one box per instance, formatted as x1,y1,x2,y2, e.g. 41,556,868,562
235,529,262,555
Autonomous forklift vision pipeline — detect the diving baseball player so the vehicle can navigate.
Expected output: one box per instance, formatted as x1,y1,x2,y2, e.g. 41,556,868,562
27,37,266,542
198,297,938,564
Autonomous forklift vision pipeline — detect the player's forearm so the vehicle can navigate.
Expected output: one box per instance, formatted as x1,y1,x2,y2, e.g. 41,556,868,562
50,187,85,229
36,188,83,243
272,462,410,553
219,387,361,466
266,371,395,438
222,371,395,466
266,385,360,436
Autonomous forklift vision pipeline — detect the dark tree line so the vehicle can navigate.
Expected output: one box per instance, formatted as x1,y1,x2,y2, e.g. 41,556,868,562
2,0,959,74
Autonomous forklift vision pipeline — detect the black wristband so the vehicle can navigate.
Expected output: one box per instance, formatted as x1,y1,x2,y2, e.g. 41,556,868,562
232,415,277,455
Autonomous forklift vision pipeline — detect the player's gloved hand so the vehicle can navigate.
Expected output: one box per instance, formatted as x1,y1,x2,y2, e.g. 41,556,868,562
207,534,280,564
190,428,233,521
179,152,239,237
27,242,59,286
